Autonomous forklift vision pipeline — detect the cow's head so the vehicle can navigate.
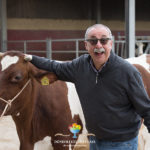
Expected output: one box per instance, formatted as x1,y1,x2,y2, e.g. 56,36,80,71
0,51,57,116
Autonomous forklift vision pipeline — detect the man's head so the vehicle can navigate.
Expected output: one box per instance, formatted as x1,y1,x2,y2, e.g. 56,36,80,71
84,24,113,70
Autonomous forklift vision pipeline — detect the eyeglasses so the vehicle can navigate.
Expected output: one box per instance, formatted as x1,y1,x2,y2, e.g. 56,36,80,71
86,38,111,45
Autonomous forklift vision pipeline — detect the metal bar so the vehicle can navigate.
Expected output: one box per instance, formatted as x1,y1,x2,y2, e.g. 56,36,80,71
46,39,52,59
27,51,46,53
87,0,92,20
75,40,79,58
51,50,87,53
24,41,27,54
121,42,124,57
125,0,135,58
26,50,87,53
7,38,85,43
96,0,101,23
112,36,115,52
116,42,120,56
145,43,150,53
0,0,7,52
52,38,84,42
114,40,126,57
7,40,46,43
119,36,150,40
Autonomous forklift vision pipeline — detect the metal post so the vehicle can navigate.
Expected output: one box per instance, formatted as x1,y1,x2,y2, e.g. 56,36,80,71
24,41,27,54
96,0,101,23
87,0,92,20
75,40,79,58
125,0,135,58
46,39,52,59
0,0,7,52
112,36,115,52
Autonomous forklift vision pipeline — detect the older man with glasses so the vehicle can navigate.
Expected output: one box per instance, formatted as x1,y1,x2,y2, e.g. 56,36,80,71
25,24,150,150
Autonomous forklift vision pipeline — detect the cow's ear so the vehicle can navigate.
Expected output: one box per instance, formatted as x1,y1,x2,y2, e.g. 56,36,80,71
34,72,58,85
28,63,58,85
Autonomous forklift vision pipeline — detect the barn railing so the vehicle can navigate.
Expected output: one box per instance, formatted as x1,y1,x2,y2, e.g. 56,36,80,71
6,38,87,60
116,36,150,57
3,36,150,60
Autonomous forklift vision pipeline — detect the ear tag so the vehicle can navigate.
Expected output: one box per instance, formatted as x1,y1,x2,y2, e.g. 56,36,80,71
41,76,50,85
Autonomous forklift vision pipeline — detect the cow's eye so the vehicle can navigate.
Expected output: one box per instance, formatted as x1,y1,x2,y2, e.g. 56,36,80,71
15,75,22,80
11,74,23,83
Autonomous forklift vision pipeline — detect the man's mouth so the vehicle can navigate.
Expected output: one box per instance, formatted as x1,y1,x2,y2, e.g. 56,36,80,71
94,48,105,55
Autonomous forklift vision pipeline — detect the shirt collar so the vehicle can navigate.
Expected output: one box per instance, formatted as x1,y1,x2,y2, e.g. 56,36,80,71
90,58,107,73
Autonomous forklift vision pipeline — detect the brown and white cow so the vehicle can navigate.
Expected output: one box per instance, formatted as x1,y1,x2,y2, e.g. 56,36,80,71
0,51,88,150
126,55,150,150
131,64,150,150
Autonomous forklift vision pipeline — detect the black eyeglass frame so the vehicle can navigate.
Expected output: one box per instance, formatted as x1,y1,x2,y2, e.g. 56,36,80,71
86,38,111,45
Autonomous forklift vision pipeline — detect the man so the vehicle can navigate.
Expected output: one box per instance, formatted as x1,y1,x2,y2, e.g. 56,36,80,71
25,24,150,150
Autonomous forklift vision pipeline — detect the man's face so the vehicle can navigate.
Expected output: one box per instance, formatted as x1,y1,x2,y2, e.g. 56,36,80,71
85,27,113,69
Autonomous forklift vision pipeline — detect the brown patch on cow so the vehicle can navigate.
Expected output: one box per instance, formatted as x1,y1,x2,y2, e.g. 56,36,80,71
133,64,150,97
146,54,150,71
27,62,58,84
146,54,150,64
133,64,150,150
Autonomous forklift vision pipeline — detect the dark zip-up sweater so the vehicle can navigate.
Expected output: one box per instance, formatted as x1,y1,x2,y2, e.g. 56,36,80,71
31,51,150,142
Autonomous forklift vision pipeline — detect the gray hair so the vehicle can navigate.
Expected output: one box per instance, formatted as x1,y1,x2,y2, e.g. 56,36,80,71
85,24,112,40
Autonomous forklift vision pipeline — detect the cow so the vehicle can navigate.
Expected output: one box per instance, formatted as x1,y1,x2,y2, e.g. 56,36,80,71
129,64,150,150
130,64,150,150
125,53,150,150
0,51,89,150
126,54,150,150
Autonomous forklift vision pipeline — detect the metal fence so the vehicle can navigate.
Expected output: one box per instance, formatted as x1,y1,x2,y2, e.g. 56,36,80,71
7,38,87,60
116,36,150,57
3,36,150,60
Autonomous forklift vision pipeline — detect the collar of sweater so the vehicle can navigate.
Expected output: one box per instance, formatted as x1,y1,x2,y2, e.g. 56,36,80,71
89,50,116,74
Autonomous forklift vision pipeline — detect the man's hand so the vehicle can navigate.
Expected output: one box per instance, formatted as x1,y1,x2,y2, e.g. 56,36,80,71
24,54,32,61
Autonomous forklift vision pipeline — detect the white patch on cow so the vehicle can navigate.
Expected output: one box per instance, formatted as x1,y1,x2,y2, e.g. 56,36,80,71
138,123,150,150
66,82,88,143
1,55,19,71
66,82,84,119
126,54,150,71
34,136,53,150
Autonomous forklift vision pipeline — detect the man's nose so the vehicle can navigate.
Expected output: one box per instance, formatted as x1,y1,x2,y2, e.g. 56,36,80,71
95,40,102,48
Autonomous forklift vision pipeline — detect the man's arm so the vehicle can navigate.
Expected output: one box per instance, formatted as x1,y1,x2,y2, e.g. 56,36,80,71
128,71,150,132
25,55,80,83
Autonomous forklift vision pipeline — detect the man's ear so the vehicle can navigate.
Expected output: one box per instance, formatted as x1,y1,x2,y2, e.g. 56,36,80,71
28,62,58,85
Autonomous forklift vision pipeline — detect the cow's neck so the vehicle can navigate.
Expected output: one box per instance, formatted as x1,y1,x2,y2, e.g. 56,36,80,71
12,79,54,141
12,79,34,119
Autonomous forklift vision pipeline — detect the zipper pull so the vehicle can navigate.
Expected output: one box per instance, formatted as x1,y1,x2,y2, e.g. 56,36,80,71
96,73,98,84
